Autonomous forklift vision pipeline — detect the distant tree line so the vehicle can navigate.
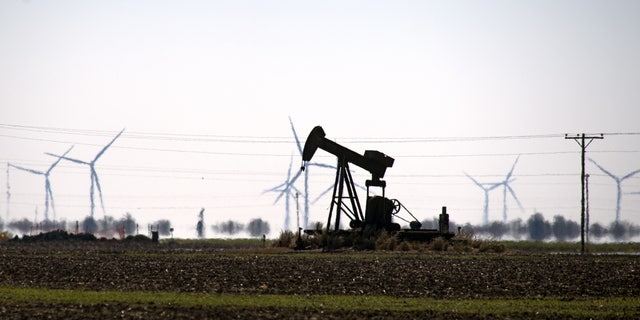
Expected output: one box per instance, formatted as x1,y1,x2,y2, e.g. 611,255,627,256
419,212,640,242
210,218,271,237
0,213,271,239
1,212,172,239
2,212,637,242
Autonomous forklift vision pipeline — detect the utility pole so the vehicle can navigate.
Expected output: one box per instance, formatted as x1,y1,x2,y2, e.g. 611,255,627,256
585,174,590,246
295,192,300,230
565,133,604,254
6,164,10,221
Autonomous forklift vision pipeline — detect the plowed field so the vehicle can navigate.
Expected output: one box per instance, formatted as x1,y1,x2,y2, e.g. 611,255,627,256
0,241,638,319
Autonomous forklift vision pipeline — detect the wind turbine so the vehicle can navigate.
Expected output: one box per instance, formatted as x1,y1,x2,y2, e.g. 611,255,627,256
588,158,640,223
464,172,501,225
264,153,304,230
287,117,335,229
47,129,125,218
496,156,524,223
8,146,74,222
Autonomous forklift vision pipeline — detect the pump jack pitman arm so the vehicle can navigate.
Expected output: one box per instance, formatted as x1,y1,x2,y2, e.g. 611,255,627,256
301,126,394,181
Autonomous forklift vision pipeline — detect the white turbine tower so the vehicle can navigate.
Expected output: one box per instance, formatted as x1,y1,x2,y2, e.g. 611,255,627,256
496,156,524,223
8,146,73,222
47,129,125,219
464,172,501,225
588,158,640,223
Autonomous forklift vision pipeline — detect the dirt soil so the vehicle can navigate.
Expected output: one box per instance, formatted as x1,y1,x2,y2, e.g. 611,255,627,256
0,241,638,319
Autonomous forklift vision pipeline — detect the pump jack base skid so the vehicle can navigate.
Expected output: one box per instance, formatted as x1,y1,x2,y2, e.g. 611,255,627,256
303,228,455,243
397,229,455,242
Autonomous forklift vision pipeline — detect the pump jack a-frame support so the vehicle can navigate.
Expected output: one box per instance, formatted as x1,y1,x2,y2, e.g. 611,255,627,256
327,159,364,231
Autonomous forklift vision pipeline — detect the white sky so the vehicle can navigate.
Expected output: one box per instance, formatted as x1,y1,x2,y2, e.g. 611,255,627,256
1,0,639,238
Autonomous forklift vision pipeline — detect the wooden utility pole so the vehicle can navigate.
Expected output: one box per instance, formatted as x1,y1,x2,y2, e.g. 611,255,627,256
585,174,590,245
565,133,603,254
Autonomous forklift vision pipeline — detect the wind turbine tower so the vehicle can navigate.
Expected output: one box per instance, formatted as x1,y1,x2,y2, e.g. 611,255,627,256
47,129,125,219
8,146,73,221
588,158,640,223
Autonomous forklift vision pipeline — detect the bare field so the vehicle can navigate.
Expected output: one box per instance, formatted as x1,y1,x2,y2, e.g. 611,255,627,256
0,241,638,319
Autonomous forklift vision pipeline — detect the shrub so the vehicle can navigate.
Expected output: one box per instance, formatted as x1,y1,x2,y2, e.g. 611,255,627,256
323,232,345,251
273,230,296,248
478,239,506,253
431,237,448,251
374,231,397,251
398,240,411,251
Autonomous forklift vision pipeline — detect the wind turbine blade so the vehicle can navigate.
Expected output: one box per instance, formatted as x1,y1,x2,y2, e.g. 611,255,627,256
288,117,303,155
505,155,520,180
271,160,298,205
92,169,106,215
46,145,74,174
272,168,304,205
46,153,89,165
263,182,287,194
286,154,294,180
286,169,303,188
265,154,296,199
622,169,640,181
507,185,524,211
271,155,294,199
588,158,619,181
290,185,303,196
311,185,334,204
273,189,287,204
464,172,484,188
488,183,502,191
94,128,125,162
8,163,44,176
273,175,298,204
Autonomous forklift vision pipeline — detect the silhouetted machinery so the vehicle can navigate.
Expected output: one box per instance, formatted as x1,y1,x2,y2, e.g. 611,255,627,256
301,126,454,241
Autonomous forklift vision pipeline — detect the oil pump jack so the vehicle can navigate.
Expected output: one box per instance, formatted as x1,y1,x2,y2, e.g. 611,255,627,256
301,126,454,241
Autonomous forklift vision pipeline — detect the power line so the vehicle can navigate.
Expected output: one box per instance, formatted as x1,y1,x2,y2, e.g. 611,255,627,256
3,123,640,143
2,134,638,159
0,124,291,142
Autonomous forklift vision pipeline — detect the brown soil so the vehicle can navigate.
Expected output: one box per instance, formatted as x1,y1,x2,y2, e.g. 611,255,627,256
0,241,638,319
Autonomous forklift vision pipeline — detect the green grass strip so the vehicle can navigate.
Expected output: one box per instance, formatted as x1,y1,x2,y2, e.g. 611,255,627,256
0,287,637,317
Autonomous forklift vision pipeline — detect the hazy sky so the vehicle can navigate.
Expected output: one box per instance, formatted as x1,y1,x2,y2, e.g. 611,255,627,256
1,1,639,238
